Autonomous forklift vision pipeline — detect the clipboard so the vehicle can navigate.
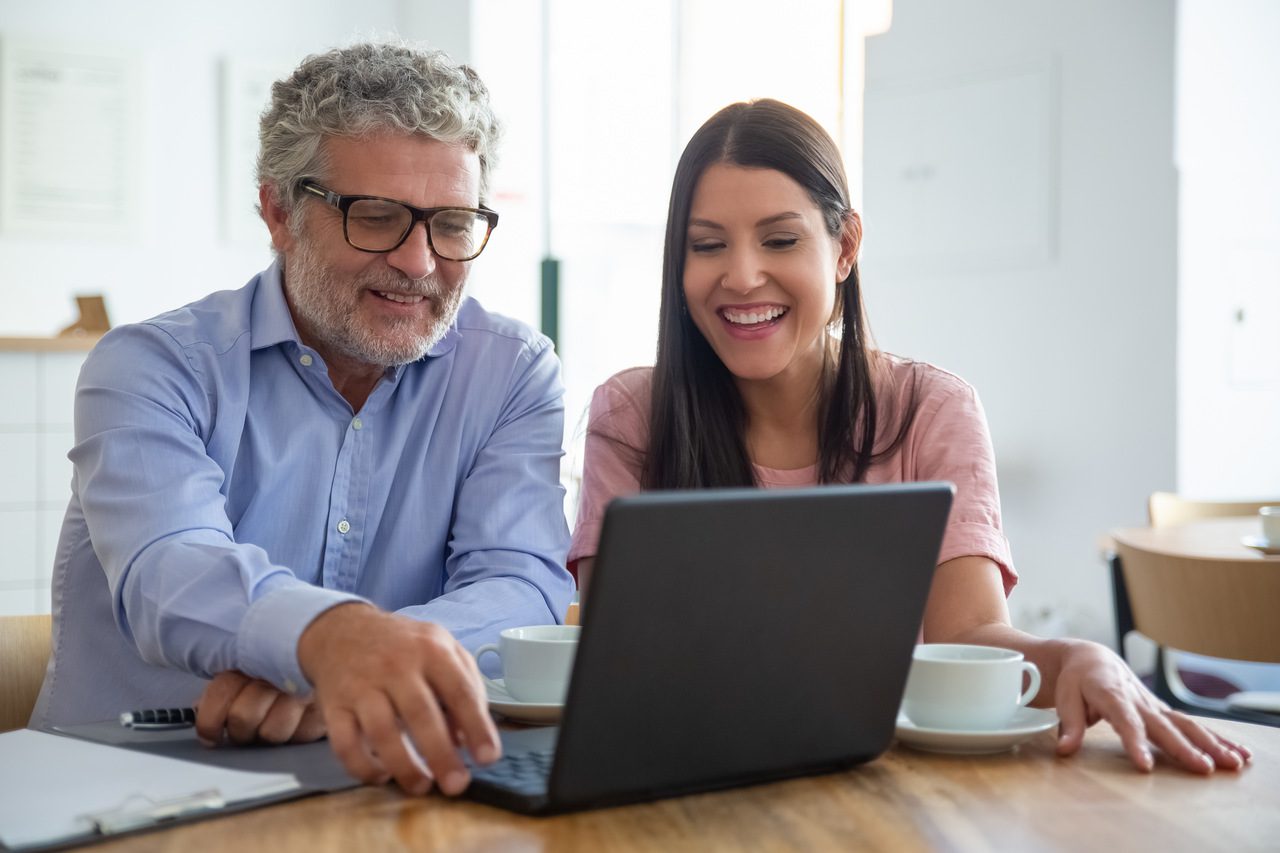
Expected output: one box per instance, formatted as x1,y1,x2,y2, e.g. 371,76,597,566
0,725,359,852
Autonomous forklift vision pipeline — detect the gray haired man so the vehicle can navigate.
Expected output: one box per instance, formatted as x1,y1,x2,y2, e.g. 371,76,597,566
33,43,573,797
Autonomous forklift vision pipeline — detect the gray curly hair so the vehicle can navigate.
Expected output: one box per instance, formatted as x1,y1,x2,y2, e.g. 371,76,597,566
257,42,502,221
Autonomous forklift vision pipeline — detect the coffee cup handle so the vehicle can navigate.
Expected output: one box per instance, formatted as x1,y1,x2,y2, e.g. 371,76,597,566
474,644,503,692
1019,661,1042,707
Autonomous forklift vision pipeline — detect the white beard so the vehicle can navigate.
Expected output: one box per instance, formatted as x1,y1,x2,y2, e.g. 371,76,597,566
284,236,465,367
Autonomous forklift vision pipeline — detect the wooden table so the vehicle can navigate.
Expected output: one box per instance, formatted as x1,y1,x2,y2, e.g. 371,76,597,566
1110,516,1277,561
94,718,1278,852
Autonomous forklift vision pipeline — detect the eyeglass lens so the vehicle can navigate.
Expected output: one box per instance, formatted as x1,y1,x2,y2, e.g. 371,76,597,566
346,198,490,259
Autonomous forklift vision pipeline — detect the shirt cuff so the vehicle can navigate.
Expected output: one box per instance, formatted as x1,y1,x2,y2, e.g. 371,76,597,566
235,579,366,696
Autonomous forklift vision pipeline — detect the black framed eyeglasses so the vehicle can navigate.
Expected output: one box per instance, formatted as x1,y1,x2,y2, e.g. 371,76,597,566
299,179,499,261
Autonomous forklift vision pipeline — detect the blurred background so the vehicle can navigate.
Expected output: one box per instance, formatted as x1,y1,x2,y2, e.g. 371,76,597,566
0,0,1277,649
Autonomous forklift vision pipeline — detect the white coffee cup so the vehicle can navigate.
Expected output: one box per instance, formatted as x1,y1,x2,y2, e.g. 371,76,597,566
474,625,580,704
901,643,1041,731
1260,506,1280,544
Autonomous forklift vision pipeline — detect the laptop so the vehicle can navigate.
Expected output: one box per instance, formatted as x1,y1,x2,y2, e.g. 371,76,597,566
466,481,954,814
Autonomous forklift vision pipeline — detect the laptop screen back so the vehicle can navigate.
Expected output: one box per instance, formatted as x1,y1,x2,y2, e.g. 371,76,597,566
548,482,953,808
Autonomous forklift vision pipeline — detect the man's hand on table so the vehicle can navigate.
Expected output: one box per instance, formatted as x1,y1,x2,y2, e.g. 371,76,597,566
1052,640,1254,774
296,602,501,797
195,671,326,746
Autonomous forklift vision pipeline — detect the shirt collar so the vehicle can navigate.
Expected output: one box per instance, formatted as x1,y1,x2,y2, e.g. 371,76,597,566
250,259,302,351
250,257,462,359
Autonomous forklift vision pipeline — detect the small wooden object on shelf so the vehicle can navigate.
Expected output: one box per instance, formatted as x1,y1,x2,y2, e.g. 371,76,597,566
57,295,111,337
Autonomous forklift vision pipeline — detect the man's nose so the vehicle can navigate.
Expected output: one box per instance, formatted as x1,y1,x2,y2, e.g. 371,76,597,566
384,221,438,279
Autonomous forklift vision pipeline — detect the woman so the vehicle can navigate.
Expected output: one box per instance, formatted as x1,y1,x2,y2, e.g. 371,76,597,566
569,99,1250,775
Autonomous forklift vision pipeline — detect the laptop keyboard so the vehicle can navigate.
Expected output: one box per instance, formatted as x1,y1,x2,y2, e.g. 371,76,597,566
468,746,555,796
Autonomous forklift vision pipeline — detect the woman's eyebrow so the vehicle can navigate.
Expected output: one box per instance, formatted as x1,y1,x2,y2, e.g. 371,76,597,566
687,211,805,230
756,212,804,227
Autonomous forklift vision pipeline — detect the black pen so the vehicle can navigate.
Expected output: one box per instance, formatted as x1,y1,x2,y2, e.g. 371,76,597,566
119,707,197,729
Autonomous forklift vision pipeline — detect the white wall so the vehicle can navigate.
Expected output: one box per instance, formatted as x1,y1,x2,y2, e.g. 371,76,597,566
0,0,469,336
1176,0,1280,500
862,0,1178,641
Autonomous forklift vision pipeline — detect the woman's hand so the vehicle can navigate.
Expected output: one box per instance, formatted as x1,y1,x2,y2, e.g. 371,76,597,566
1053,640,1253,773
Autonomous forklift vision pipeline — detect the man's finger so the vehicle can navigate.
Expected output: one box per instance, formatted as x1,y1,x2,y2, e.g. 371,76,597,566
290,703,328,743
225,680,283,744
195,671,252,745
257,695,308,744
434,645,501,765
326,707,388,785
390,680,470,796
358,693,434,795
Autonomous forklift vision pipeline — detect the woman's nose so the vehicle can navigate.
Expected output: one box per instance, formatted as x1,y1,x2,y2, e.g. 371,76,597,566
719,248,766,294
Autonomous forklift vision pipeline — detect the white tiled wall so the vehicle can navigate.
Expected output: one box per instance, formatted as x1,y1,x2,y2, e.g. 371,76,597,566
0,350,85,615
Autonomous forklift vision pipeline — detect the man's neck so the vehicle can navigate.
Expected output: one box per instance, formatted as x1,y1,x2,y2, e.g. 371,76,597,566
320,350,385,412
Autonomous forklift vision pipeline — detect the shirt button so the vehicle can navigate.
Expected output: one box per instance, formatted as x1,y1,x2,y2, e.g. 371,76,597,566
299,354,313,366
284,679,298,695
337,519,351,534
352,417,363,430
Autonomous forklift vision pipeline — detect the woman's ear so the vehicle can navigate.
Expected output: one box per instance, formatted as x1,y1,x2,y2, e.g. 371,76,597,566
836,210,862,281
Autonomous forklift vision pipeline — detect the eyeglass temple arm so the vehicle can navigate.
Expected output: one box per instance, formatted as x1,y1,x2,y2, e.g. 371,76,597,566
299,181,337,204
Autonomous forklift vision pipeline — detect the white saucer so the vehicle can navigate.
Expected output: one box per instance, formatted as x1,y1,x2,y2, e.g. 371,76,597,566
1227,690,1280,714
485,679,563,725
1241,535,1280,556
894,707,1059,755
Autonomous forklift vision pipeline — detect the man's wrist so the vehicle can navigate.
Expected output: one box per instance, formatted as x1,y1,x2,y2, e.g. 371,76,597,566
297,600,378,685
236,583,366,696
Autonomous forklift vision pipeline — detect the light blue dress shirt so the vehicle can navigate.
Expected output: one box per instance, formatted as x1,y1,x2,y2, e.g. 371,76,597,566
32,262,573,727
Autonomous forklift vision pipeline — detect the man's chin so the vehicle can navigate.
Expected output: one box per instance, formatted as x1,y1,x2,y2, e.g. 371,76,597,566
350,323,448,366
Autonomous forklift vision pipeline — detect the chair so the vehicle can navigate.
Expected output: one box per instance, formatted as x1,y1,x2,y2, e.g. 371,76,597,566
1147,492,1279,528
1109,492,1280,726
0,614,52,733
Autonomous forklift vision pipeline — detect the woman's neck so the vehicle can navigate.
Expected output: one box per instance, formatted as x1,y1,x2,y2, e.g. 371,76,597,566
735,348,829,471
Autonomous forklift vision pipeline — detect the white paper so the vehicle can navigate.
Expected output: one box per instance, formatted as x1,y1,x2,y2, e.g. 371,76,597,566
0,38,143,239
0,729,299,849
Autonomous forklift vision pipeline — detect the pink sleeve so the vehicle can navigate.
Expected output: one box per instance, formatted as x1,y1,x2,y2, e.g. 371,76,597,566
567,373,649,563
910,383,1017,595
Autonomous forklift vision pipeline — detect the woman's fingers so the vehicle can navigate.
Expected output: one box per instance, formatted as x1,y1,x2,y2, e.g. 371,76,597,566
1054,677,1090,757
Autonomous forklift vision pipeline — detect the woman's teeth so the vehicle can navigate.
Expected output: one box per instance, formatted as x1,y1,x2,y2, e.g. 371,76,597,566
723,306,787,325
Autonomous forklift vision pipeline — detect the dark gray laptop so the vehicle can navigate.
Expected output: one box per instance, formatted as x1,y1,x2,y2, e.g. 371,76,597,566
465,481,954,814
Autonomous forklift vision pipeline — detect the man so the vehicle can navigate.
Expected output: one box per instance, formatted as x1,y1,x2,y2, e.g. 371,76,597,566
30,43,573,797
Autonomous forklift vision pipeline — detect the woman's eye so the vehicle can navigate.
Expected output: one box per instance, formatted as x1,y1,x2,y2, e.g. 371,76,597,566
689,241,724,254
764,237,799,249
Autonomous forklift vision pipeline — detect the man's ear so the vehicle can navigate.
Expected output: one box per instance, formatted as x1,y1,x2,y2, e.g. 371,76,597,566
836,210,862,281
260,184,296,255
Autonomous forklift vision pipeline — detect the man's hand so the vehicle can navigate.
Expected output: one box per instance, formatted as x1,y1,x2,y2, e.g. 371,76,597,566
297,602,501,797
195,670,326,746
1053,640,1253,773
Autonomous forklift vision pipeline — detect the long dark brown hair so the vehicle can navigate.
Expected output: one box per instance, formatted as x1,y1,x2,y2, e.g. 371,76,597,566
642,99,916,489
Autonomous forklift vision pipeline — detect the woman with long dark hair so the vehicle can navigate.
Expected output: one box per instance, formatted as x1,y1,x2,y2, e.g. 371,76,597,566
569,99,1249,775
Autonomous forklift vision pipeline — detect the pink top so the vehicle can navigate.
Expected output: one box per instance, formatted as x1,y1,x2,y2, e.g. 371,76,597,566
569,356,1017,595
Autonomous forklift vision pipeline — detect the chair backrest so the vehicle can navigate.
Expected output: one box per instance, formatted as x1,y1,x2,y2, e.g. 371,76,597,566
1148,492,1279,528
1113,540,1280,664
0,614,52,732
